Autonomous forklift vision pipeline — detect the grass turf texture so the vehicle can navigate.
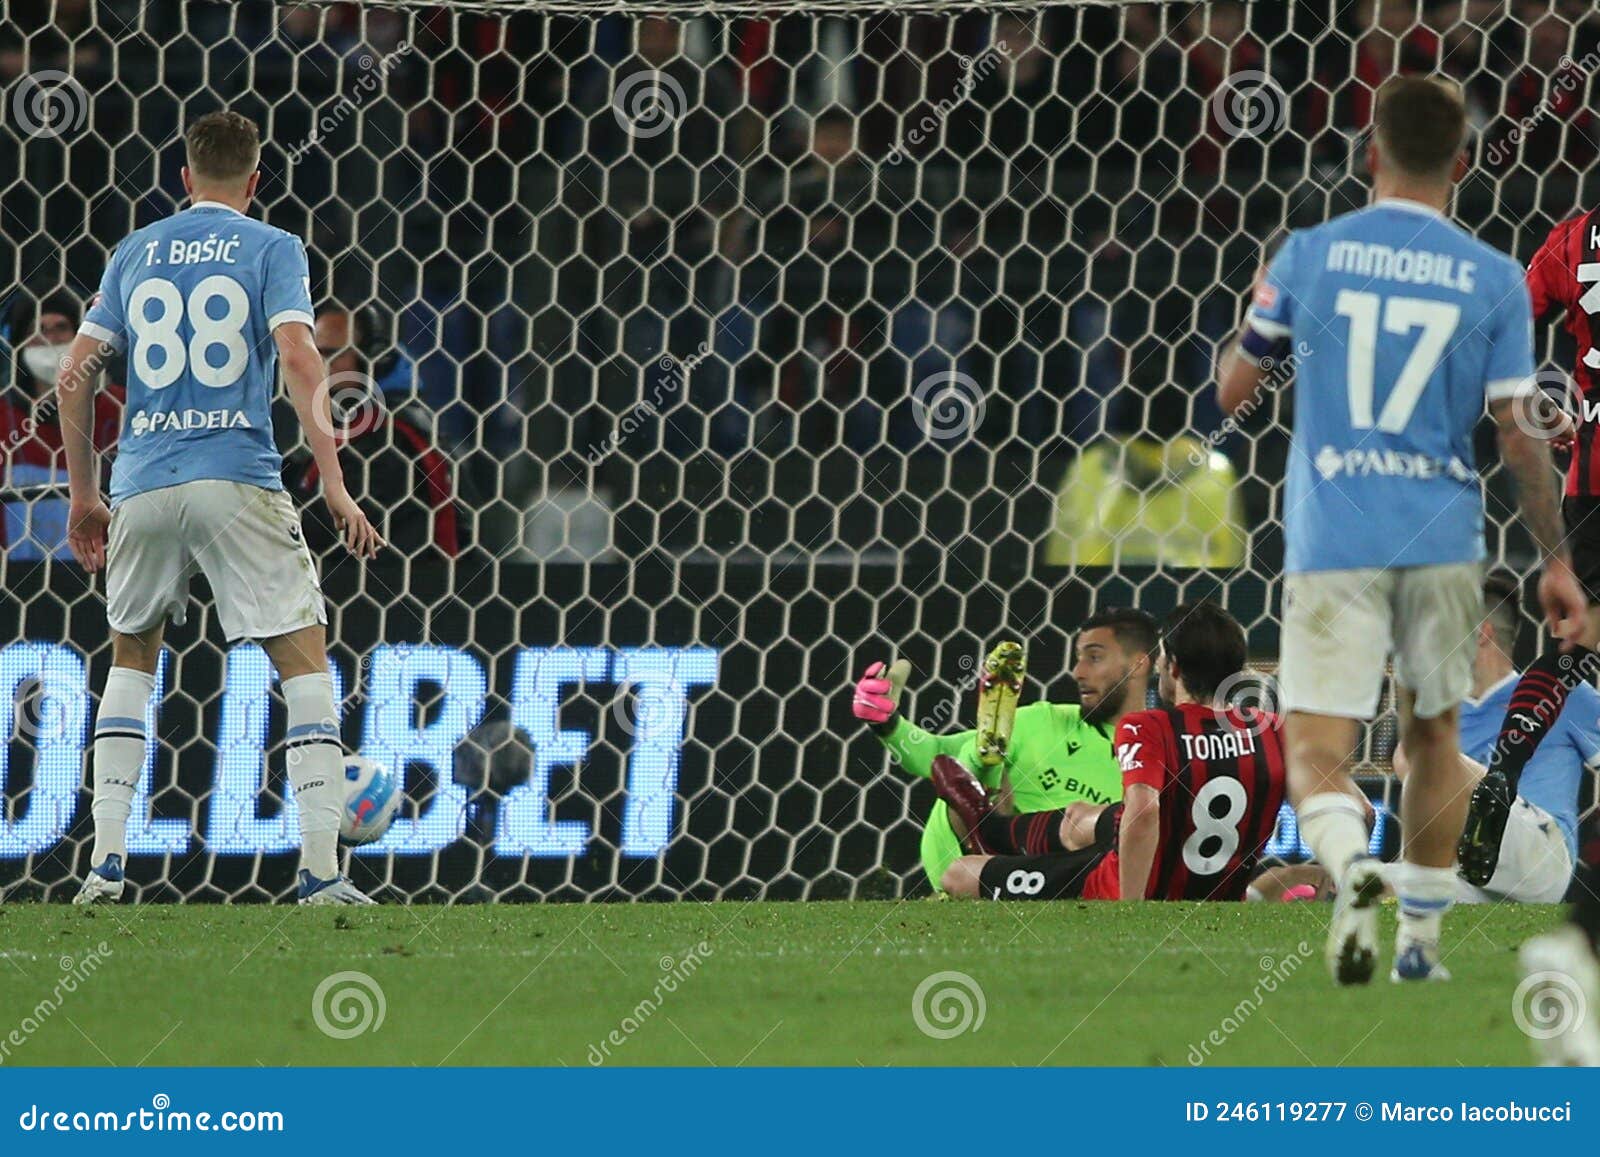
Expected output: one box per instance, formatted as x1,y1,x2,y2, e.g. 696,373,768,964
0,899,1562,1066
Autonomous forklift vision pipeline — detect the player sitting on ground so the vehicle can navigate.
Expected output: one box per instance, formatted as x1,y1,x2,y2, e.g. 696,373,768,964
850,608,1156,893
59,110,384,906
1391,571,1591,905
932,601,1287,902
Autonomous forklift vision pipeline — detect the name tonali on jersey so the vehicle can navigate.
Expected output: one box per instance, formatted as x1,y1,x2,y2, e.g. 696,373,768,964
1116,702,1288,901
1178,727,1257,763
1529,209,1600,496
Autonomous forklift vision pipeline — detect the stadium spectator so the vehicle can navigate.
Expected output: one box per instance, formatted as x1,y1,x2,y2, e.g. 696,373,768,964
1341,0,1443,130
1489,8,1599,178
0,290,122,562
1182,1,1269,176
283,303,462,561
1043,384,1246,568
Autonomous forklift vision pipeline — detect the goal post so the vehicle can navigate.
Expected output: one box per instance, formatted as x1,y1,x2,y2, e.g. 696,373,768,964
0,0,1589,901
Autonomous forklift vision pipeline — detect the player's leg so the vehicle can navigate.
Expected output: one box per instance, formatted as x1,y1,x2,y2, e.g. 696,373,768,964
1396,749,1572,905
942,848,1106,901
185,481,370,905
930,754,1107,855
1472,502,1600,879
1480,798,1573,905
74,625,165,905
1278,569,1389,984
258,623,370,905
1389,691,1468,979
1519,873,1600,1065
1388,561,1481,981
76,490,190,905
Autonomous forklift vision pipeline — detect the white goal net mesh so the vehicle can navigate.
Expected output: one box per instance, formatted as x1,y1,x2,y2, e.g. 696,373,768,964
0,0,1595,902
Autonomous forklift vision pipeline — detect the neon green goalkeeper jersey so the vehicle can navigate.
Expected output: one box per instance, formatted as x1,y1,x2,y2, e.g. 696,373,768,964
877,702,1122,890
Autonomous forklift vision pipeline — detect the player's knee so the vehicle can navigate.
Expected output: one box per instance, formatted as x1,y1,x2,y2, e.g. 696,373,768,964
941,858,983,899
1401,707,1457,753
261,624,330,681
1285,732,1346,779
110,630,162,674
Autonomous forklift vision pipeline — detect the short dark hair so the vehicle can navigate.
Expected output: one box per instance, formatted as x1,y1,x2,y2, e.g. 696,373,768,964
1161,600,1248,702
185,110,261,183
1374,76,1467,180
1079,607,1159,661
9,288,80,337
1482,571,1521,653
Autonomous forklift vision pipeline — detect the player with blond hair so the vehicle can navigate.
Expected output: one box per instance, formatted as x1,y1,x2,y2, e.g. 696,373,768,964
60,110,384,906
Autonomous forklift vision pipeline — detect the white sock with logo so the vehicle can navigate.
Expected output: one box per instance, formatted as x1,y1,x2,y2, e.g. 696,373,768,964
90,666,156,865
281,672,343,881
1392,862,1457,951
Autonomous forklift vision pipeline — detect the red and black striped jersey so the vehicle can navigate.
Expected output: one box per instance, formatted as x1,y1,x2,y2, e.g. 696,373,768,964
1108,702,1287,901
1527,209,1600,496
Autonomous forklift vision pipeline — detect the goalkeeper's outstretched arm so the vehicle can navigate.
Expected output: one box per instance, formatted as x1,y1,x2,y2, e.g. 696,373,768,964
849,660,973,779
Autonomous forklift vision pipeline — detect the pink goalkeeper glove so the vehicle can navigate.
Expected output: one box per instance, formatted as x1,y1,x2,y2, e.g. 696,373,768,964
852,659,909,724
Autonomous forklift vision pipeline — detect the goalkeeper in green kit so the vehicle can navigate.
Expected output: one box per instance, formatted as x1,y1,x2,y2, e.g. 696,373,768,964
851,608,1158,893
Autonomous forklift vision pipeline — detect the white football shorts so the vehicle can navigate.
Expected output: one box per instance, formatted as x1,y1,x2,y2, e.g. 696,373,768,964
106,479,326,643
1456,796,1573,906
1279,561,1482,720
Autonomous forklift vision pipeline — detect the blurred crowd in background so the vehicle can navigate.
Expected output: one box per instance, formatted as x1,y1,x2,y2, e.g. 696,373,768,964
2,0,1599,568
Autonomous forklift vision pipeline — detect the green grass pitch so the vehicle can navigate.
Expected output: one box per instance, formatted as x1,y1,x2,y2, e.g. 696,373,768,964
0,899,1562,1066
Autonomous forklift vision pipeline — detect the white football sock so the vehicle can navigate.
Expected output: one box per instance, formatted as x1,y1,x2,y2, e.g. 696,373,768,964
1393,862,1457,950
282,672,343,880
1296,792,1370,882
90,666,156,865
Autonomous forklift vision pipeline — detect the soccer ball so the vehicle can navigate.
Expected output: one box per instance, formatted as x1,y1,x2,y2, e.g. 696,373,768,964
339,754,400,845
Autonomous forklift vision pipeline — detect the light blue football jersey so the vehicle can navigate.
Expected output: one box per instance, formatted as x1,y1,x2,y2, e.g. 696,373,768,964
81,201,315,503
1247,199,1534,573
1458,673,1600,862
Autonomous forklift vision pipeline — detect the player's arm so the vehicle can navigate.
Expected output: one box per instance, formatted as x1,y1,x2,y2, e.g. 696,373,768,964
1486,262,1586,639
1117,783,1159,901
1217,237,1298,417
850,659,976,778
1493,402,1584,638
58,329,118,571
274,320,383,559
1112,716,1163,900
